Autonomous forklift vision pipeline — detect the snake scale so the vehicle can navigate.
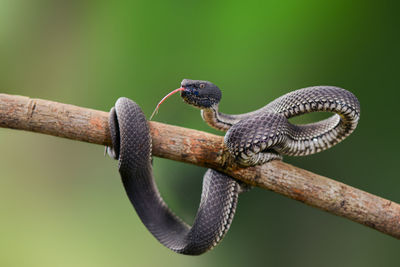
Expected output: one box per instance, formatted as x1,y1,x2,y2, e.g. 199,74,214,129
107,79,360,255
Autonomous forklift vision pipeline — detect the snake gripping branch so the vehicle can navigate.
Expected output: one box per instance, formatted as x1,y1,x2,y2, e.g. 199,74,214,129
0,93,399,242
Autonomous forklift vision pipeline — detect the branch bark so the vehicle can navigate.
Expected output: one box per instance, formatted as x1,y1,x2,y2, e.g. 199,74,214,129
1,93,399,239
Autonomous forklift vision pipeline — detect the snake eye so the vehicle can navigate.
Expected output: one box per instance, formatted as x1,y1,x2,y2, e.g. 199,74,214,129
200,84,205,89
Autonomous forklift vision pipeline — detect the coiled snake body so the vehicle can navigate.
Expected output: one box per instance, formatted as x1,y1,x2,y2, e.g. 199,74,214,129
107,79,360,255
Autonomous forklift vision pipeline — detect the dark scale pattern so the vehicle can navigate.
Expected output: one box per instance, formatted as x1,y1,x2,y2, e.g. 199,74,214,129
214,86,360,166
108,98,242,255
224,112,287,165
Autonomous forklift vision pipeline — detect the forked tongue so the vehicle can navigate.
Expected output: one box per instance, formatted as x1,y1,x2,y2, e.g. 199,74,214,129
149,87,185,120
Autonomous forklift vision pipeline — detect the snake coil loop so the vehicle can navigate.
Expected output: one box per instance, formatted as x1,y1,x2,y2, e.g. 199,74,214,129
108,98,243,255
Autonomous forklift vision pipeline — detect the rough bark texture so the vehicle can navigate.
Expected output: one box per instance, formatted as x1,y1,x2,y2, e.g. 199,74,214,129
1,93,399,239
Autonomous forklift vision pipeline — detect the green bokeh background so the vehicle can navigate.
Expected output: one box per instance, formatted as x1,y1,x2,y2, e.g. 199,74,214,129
1,1,399,266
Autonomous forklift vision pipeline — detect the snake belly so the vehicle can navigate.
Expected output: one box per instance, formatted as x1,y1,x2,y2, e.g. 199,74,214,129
108,97,242,255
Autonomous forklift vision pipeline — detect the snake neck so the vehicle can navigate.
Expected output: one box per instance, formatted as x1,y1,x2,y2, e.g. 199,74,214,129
201,105,247,131
200,99,278,132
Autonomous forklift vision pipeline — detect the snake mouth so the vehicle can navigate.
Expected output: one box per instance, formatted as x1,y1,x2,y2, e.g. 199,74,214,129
149,79,221,120
181,83,215,109
181,90,214,109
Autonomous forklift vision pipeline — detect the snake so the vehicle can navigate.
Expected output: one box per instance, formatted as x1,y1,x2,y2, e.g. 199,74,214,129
107,79,360,255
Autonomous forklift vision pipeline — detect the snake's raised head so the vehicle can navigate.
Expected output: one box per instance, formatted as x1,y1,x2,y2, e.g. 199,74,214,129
181,79,221,109
149,79,222,120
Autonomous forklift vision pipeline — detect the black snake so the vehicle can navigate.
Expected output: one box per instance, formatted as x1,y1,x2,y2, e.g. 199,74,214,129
107,79,360,255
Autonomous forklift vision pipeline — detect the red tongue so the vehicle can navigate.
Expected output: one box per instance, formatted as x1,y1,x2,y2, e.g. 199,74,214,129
150,87,185,120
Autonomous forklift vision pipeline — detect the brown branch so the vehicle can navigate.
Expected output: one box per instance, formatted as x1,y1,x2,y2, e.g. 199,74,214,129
1,93,399,239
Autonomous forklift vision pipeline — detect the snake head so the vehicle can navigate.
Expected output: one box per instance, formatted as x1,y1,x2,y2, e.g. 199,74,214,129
181,79,222,109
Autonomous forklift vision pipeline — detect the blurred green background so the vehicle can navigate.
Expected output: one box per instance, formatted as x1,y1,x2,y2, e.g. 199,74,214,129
1,0,399,266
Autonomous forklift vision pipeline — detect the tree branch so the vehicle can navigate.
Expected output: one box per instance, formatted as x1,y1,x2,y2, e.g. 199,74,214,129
1,93,399,239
